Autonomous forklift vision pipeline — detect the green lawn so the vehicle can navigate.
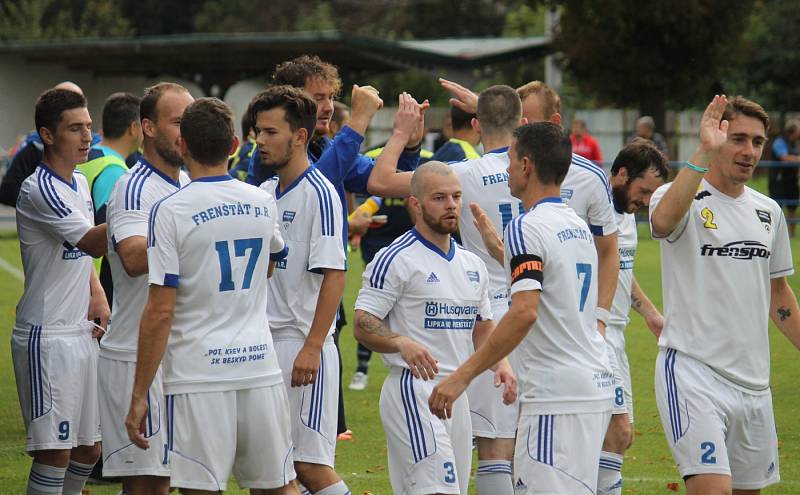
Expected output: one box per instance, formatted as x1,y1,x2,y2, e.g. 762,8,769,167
0,225,798,494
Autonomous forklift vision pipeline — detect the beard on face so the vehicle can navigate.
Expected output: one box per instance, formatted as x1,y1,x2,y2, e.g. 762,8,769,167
259,138,294,171
421,204,458,235
612,181,633,213
154,133,183,167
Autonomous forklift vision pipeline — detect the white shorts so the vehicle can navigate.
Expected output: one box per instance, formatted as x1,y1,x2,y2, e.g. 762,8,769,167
655,348,780,490
514,408,611,494
381,368,472,495
98,356,169,477
606,324,633,421
275,337,339,467
468,301,518,439
11,324,101,451
165,384,295,491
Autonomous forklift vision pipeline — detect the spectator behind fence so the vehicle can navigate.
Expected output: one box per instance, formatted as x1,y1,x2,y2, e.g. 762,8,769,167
570,118,603,161
632,115,669,159
769,119,800,237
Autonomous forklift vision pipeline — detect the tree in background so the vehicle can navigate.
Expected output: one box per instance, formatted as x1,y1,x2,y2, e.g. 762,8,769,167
0,0,132,41
738,0,800,119
554,0,754,136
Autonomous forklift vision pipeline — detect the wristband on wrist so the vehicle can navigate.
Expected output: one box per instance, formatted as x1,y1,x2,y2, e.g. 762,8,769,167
403,143,422,153
685,161,709,173
595,307,611,326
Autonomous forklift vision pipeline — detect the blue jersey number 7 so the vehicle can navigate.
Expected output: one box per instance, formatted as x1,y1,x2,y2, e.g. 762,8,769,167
215,238,263,292
576,263,592,312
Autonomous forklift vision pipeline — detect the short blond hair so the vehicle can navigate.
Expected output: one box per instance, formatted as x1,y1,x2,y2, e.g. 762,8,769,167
517,81,561,120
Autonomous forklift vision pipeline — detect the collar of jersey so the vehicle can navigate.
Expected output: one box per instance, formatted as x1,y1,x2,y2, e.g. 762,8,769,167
39,162,77,191
138,157,182,187
410,227,455,261
486,146,509,154
531,196,562,210
192,174,234,183
275,165,315,199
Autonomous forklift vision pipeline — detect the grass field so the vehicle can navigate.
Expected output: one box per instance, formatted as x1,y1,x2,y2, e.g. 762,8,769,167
0,224,798,494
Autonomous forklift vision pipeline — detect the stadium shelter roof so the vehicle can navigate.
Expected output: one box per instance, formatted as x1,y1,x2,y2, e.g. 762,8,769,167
0,31,552,94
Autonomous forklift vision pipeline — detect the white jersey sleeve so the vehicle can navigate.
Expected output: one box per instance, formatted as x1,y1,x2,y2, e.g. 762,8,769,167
770,208,793,278
561,155,617,237
355,251,404,320
308,172,345,271
267,193,287,259
648,182,690,242
147,199,180,288
504,216,545,297
21,170,93,246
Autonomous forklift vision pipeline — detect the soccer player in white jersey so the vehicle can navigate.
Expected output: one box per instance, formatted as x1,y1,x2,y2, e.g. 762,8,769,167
596,141,668,495
650,95,800,495
125,98,297,494
353,161,516,495
13,88,109,495
448,85,525,495
430,122,615,494
252,86,351,495
99,82,192,494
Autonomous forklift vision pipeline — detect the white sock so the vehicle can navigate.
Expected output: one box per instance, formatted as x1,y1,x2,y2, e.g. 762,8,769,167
476,459,513,495
62,460,95,495
597,451,624,495
27,463,65,494
314,480,351,495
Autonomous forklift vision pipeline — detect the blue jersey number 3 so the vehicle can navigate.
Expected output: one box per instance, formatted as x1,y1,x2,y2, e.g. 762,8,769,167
215,238,263,292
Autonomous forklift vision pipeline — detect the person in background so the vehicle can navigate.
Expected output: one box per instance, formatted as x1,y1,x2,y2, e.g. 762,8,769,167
633,115,669,159
228,111,257,181
768,119,800,237
431,106,481,162
571,118,604,162
329,101,351,138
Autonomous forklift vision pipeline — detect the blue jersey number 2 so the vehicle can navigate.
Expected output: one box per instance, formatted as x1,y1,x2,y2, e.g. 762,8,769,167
575,263,592,312
215,238,263,292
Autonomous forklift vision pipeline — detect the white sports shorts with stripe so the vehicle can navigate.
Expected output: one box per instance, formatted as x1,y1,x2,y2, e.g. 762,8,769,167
274,336,340,467
11,324,101,451
165,384,295,491
98,357,169,477
655,348,780,490
606,323,633,421
381,367,472,495
467,301,519,439
514,407,611,494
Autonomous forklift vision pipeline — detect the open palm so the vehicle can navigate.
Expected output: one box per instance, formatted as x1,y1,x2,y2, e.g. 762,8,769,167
699,94,729,151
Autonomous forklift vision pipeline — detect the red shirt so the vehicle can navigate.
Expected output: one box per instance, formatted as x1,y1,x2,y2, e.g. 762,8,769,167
570,133,603,161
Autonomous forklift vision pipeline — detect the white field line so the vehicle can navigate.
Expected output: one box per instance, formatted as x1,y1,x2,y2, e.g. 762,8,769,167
0,256,22,281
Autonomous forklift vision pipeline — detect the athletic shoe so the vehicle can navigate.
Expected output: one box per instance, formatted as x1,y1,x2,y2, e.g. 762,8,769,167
349,371,368,391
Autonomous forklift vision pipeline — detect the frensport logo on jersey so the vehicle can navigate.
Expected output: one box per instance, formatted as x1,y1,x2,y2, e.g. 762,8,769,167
699,240,770,260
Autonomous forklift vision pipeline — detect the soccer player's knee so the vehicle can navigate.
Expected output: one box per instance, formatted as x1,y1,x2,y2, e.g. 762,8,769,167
32,449,71,467
72,442,102,463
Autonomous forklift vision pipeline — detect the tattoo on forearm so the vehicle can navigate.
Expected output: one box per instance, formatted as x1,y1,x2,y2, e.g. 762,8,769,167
778,306,792,321
631,293,642,309
357,312,398,339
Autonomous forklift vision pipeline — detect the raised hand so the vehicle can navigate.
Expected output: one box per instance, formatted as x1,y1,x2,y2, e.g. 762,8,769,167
349,84,384,135
470,202,504,266
392,92,421,143
699,94,729,152
439,78,478,114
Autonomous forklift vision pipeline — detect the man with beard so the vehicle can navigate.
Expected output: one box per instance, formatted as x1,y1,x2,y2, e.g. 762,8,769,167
597,140,667,494
98,82,193,494
353,161,516,495
252,86,351,495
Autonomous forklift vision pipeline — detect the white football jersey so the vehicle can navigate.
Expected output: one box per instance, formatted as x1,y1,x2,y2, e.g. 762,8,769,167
355,229,493,375
451,147,522,307
101,159,189,361
504,197,613,414
260,166,346,338
561,154,617,237
609,210,637,326
649,179,793,391
16,165,94,328
147,175,287,394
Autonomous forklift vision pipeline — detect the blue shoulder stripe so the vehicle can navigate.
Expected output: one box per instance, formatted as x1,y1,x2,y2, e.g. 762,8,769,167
307,169,334,236
36,170,65,218
38,170,72,217
125,164,146,211
572,154,611,202
369,231,415,289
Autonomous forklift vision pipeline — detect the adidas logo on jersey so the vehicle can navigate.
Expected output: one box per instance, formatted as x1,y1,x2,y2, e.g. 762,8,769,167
426,272,440,283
